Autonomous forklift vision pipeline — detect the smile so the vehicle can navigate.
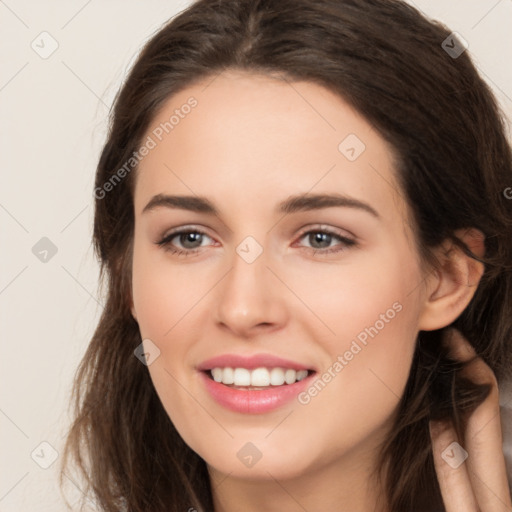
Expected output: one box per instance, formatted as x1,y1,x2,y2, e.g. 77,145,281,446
209,367,311,387
197,353,318,413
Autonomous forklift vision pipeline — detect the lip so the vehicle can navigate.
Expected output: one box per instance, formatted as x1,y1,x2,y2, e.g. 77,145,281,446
197,353,315,372
199,370,316,414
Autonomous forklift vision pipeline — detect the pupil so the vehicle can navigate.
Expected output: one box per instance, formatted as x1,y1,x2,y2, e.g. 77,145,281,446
181,232,202,248
311,232,330,248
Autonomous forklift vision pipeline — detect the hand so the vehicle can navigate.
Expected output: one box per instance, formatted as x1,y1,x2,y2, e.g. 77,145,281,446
429,328,512,511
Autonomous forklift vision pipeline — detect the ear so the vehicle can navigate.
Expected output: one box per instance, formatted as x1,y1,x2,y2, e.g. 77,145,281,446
418,228,485,331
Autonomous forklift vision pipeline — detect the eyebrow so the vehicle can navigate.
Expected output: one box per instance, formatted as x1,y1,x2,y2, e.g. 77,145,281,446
142,192,380,218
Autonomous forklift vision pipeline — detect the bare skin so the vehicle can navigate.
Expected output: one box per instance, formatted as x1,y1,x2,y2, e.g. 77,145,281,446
430,329,512,512
128,70,510,511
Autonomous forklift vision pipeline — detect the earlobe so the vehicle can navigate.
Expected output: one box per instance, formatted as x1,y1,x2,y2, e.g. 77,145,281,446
418,228,485,331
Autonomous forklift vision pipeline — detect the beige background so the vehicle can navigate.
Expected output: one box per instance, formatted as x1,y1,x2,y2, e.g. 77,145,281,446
1,0,511,510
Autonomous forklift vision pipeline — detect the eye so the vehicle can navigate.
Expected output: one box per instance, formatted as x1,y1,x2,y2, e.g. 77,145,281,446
155,225,357,257
156,227,214,256
294,226,357,255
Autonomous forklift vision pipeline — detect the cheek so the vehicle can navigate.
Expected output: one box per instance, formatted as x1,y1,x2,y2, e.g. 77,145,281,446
290,286,419,467
291,249,421,417
285,241,421,346
302,305,417,460
131,242,214,340
130,244,207,436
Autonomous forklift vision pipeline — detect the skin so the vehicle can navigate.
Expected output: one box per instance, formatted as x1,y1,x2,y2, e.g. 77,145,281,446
129,70,510,511
430,329,512,512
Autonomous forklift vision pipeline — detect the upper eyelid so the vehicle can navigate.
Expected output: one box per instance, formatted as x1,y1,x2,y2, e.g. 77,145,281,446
159,225,213,241
295,224,355,239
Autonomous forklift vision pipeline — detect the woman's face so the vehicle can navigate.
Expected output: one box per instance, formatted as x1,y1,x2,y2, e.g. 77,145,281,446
130,70,430,482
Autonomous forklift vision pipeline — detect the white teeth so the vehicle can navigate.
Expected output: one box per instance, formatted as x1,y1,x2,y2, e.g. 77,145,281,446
251,367,270,386
209,367,311,387
233,368,251,386
269,367,285,385
211,368,223,382
221,367,234,385
285,368,296,384
296,369,308,381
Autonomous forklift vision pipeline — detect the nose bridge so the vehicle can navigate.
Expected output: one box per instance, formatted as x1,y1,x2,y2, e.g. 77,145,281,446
214,234,286,335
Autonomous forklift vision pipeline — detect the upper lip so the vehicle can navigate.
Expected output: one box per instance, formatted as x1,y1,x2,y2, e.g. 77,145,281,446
197,353,316,372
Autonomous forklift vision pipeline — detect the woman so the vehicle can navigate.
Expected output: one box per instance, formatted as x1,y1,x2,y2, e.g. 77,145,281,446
60,0,512,510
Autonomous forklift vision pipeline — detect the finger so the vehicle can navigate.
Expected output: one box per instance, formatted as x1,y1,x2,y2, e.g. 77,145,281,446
444,329,512,511
430,418,479,512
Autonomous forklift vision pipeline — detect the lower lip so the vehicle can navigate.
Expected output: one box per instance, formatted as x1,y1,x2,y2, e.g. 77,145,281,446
199,371,315,414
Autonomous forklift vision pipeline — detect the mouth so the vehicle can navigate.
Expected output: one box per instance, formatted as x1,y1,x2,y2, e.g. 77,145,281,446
196,353,318,413
198,366,318,414
202,367,317,390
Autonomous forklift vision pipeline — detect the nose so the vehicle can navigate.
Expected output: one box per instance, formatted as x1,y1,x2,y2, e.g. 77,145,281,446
214,243,288,338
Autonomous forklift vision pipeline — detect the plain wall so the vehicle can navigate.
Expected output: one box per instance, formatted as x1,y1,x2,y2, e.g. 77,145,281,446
1,1,511,510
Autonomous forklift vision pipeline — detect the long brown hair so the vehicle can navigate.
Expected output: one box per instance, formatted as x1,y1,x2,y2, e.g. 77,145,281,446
60,1,512,510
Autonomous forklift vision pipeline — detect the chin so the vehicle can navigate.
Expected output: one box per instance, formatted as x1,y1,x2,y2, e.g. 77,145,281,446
207,455,312,481
198,437,320,482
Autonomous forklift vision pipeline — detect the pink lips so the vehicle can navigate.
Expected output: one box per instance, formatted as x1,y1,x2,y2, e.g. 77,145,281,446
197,353,314,372
197,353,316,414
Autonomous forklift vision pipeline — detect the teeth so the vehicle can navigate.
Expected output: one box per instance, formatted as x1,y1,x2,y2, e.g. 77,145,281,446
270,367,285,385
222,367,234,384
211,368,223,382
285,368,297,384
251,367,270,386
233,368,251,386
210,367,310,387
295,370,309,381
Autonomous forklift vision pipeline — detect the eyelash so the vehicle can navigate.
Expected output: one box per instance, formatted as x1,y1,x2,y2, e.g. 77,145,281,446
156,225,357,258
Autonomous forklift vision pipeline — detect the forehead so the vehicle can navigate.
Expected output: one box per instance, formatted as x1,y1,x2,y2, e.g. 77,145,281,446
134,69,407,225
